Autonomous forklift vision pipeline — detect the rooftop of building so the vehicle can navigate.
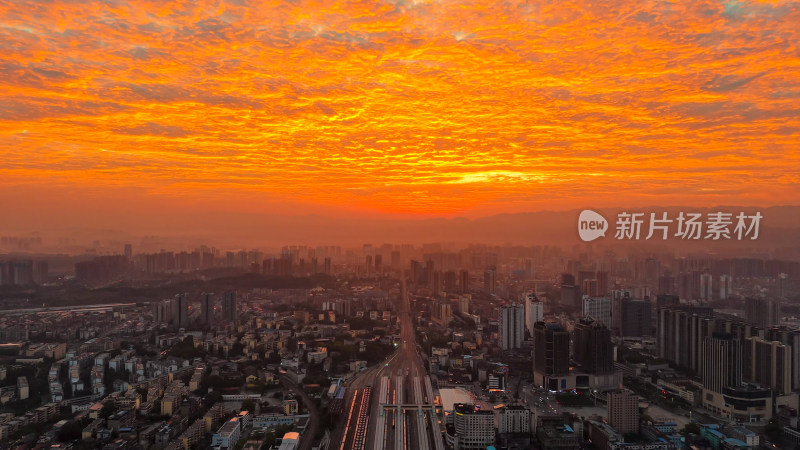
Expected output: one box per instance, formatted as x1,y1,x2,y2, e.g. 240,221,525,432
454,403,492,415
439,388,472,412
501,404,529,411
282,431,300,440
723,437,749,447
218,417,240,434
729,426,757,436
539,322,565,331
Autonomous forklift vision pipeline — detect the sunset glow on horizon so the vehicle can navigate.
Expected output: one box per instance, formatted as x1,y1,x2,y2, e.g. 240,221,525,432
1,0,799,220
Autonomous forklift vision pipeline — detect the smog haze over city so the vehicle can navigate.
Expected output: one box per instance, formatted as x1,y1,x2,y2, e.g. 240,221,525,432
0,0,799,449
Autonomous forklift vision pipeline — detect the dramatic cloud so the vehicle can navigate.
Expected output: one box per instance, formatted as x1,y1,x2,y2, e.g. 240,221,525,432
0,0,798,217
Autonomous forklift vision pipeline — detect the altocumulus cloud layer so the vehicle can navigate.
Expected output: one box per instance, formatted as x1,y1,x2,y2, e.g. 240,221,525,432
0,0,799,217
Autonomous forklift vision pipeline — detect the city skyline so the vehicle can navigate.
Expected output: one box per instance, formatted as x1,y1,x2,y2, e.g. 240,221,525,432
0,216,798,448
1,0,799,229
2,205,800,251
1,0,799,448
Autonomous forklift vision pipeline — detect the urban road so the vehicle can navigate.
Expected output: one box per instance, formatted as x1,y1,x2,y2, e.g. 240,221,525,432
278,373,320,450
333,279,444,450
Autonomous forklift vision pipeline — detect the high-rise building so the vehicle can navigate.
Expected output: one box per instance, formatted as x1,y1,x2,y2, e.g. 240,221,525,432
425,260,435,289
643,258,660,284
745,297,778,328
607,390,639,434
169,292,179,321
447,404,495,449
459,270,469,293
444,271,457,292
727,320,761,344
698,332,772,420
658,276,676,296
323,257,331,275
621,300,652,337
410,260,421,285
201,292,214,325
719,275,732,300
458,295,470,314
743,336,791,394
582,297,611,328
657,305,715,374
483,266,496,294
500,303,525,350
655,294,679,307
700,273,713,300
524,258,534,279
0,260,37,286
582,279,598,298
677,271,699,300
596,271,609,297
175,293,189,329
610,290,631,334
434,302,453,326
74,255,129,285
701,332,742,393
573,318,613,374
524,292,543,334
560,273,580,310
222,291,237,323
124,244,133,260
374,254,382,274
17,377,29,401
498,405,531,434
153,299,172,324
432,270,442,294
778,273,789,299
765,327,800,391
263,257,293,276
32,261,48,284
577,270,595,290
533,322,570,381
391,251,401,269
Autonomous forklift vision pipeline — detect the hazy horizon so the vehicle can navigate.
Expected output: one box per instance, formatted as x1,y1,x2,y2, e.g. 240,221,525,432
2,204,799,253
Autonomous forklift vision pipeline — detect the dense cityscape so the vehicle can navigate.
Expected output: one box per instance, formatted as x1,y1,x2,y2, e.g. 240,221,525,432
0,237,797,450
2,0,798,448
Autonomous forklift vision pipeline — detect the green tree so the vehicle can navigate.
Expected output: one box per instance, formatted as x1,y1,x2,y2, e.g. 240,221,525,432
167,335,206,359
229,342,245,358
136,386,148,398
265,352,281,364
241,399,256,412
203,391,223,408
347,317,379,330
58,419,87,442
765,420,781,441
99,402,118,419
683,423,700,435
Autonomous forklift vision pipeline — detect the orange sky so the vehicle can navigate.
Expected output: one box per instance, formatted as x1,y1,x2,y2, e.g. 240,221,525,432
1,0,799,223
